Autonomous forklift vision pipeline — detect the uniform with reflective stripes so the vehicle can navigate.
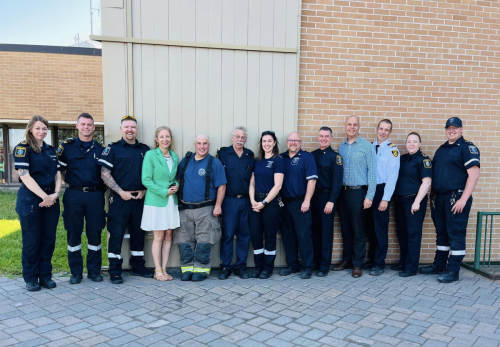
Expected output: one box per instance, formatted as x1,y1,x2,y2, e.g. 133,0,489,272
431,136,480,272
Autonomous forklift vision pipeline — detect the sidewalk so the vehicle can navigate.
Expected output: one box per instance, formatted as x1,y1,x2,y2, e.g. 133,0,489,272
0,268,499,347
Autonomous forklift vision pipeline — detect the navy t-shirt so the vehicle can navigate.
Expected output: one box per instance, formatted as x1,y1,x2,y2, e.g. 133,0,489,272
253,155,284,193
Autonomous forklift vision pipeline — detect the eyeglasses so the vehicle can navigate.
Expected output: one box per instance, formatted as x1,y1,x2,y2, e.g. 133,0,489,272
232,135,247,140
261,130,275,136
287,139,301,143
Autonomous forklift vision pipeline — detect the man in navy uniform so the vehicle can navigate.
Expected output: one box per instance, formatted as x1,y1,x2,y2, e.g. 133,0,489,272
217,126,254,280
420,117,480,283
176,134,227,282
311,127,343,277
97,115,153,284
279,132,318,279
57,113,106,284
364,119,400,276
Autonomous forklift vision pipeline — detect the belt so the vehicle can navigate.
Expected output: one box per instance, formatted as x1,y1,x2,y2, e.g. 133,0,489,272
282,195,305,203
21,183,54,193
315,189,330,193
397,193,417,198
226,194,248,199
255,192,269,200
179,200,216,210
436,189,464,195
68,186,105,192
343,185,367,191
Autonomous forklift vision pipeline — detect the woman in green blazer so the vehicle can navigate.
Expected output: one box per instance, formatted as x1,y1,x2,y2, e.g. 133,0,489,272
141,126,180,281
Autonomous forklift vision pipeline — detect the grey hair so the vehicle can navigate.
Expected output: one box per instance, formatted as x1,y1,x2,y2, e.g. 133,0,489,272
232,126,248,136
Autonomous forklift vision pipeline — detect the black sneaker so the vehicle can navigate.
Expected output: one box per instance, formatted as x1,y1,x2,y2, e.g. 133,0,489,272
438,270,459,283
88,273,103,282
259,270,272,279
279,267,300,276
192,273,208,282
40,279,57,289
70,274,83,284
250,269,262,278
234,267,249,279
300,269,312,279
218,268,231,280
316,270,328,277
419,264,445,275
181,272,193,281
369,267,384,276
131,269,154,278
399,270,417,278
110,275,123,284
26,282,41,292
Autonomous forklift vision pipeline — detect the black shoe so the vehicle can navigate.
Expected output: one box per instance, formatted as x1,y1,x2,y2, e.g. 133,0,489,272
279,267,299,276
131,269,154,278
369,267,384,276
192,273,208,282
317,270,328,277
391,265,405,271
399,270,417,277
88,273,103,282
259,270,272,279
438,270,459,283
419,264,445,275
300,269,312,279
70,274,83,284
361,262,374,270
250,269,262,278
218,268,232,280
40,279,57,289
26,282,41,292
234,267,249,279
181,272,193,281
110,275,123,284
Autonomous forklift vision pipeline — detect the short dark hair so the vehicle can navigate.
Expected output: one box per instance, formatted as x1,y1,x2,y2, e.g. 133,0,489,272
319,126,332,134
258,131,280,161
407,132,422,142
77,113,94,123
378,119,393,131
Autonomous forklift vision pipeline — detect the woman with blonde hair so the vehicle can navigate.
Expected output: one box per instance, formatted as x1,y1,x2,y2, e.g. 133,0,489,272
141,126,180,281
14,115,62,291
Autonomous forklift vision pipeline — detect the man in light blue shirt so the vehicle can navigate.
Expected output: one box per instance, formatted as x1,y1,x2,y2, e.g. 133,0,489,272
365,119,400,276
333,116,377,278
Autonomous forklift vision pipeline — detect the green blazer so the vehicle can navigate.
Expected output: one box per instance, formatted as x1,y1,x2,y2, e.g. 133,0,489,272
142,147,179,207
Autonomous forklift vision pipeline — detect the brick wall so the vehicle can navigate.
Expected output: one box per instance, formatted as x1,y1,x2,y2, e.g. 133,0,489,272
0,51,103,122
298,0,500,263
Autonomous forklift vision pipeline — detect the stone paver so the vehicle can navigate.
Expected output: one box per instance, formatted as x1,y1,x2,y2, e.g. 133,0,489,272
0,268,499,346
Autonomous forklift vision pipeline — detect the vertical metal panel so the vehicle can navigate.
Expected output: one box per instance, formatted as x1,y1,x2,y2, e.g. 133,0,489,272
155,46,169,132
181,0,196,153
195,1,210,138
154,0,169,40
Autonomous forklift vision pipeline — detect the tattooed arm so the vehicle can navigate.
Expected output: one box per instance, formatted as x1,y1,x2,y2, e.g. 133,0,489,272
101,167,134,201
18,169,50,200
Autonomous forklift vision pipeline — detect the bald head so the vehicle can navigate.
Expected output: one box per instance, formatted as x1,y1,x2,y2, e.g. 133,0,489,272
194,134,210,159
345,115,360,141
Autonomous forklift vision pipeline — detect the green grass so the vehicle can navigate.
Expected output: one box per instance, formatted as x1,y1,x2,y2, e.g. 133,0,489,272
0,190,108,276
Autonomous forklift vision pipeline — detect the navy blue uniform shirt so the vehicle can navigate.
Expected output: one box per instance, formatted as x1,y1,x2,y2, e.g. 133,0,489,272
217,146,254,196
432,136,480,194
253,155,284,193
13,141,60,187
395,150,433,196
312,147,344,203
280,149,318,199
57,137,104,188
97,138,149,192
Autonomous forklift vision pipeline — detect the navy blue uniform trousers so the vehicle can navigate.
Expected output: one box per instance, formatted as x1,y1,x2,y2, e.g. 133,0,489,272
220,197,251,269
311,192,336,272
281,199,314,270
431,192,472,272
107,193,146,276
395,195,428,272
365,184,390,268
16,186,60,283
63,189,106,276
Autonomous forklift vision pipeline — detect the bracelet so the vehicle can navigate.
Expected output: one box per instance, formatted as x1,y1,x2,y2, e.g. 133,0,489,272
43,195,49,201
54,191,60,196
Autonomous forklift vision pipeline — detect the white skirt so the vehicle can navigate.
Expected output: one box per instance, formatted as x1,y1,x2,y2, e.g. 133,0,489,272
141,197,180,231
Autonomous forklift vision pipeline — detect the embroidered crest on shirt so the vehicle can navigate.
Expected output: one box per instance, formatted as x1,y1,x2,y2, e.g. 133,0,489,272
15,146,26,157
336,155,343,165
469,145,478,154
198,168,206,176
56,144,64,156
392,149,399,158
266,161,274,168
291,157,300,165
423,159,432,168
102,147,111,156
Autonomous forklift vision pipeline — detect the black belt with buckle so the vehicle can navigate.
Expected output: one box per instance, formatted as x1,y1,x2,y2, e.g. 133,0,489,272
343,185,367,191
68,186,105,192
226,194,249,199
21,183,54,193
179,200,216,210
282,195,305,203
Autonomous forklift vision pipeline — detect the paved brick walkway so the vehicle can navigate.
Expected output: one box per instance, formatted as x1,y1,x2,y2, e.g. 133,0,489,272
0,268,499,347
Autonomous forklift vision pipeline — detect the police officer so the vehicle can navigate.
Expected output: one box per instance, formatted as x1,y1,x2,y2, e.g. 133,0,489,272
217,126,254,280
420,117,480,283
175,134,227,282
364,119,400,276
279,132,318,279
14,115,61,291
394,132,432,277
57,113,106,284
311,127,343,277
97,115,153,284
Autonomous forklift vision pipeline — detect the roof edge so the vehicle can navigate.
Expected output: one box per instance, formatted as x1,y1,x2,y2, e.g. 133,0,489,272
0,44,102,56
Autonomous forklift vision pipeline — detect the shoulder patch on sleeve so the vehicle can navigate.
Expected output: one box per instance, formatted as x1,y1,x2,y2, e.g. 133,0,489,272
469,145,478,154
56,143,65,156
101,146,111,156
15,146,27,158
423,158,432,168
336,155,343,166
392,149,399,158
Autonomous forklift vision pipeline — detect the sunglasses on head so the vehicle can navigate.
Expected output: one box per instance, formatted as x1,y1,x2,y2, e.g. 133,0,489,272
261,130,275,136
122,115,136,121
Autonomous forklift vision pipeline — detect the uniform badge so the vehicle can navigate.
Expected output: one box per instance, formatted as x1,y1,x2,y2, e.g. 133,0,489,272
291,157,300,165
198,168,206,176
392,149,399,158
336,155,343,165
102,147,111,156
423,159,432,168
56,144,64,156
15,146,26,157
266,161,274,168
469,145,478,154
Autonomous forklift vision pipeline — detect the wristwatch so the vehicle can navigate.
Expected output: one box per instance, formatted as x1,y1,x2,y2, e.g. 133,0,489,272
262,200,268,206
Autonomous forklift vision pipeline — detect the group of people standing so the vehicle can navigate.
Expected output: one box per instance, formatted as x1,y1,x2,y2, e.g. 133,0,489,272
13,113,480,292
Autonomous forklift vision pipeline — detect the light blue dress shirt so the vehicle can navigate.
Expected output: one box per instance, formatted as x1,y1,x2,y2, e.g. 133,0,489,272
339,135,377,200
373,139,400,201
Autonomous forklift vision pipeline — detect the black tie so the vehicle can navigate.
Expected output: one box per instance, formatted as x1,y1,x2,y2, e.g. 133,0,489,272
376,145,380,154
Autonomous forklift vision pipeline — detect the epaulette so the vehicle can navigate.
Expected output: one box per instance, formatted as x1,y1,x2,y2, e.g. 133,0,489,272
421,152,429,157
389,143,397,148
333,149,339,154
64,138,74,144
21,140,27,145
